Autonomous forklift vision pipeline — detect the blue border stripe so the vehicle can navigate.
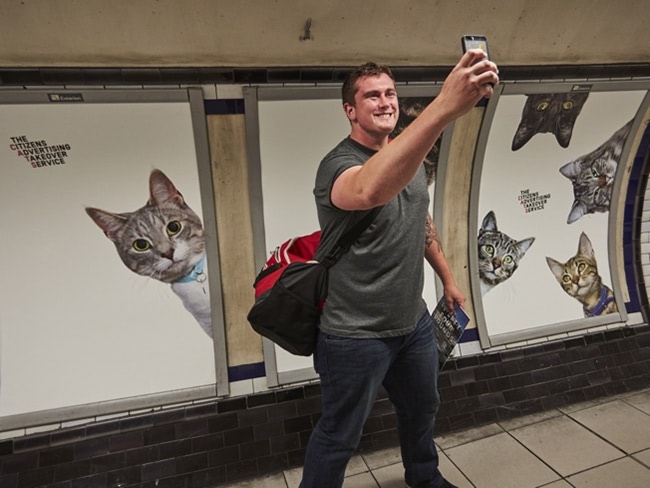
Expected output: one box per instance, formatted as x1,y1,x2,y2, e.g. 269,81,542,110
623,122,650,312
459,328,479,343
204,99,245,115
228,362,266,382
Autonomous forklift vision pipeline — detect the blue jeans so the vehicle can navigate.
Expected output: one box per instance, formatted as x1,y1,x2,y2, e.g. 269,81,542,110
299,311,443,488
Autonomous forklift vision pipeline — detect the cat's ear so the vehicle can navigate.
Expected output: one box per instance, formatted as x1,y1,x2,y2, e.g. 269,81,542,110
567,200,587,224
511,95,539,151
518,237,535,255
559,160,582,179
511,121,535,151
555,92,589,148
555,123,574,148
85,207,127,242
578,232,594,258
149,169,185,207
481,211,498,231
545,256,563,280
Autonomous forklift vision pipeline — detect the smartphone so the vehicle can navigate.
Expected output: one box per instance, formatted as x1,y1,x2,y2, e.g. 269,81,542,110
461,35,489,59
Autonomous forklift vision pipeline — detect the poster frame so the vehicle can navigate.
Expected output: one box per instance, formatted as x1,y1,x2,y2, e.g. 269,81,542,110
0,87,229,432
468,80,650,348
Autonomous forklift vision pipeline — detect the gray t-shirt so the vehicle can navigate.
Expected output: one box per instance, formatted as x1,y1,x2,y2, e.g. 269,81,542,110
314,137,429,338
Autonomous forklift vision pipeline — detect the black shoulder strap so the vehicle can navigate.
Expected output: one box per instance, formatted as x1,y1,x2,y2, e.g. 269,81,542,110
320,207,382,268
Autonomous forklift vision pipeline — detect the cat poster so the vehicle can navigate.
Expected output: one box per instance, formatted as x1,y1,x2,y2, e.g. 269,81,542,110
0,93,218,418
476,86,646,343
85,168,213,338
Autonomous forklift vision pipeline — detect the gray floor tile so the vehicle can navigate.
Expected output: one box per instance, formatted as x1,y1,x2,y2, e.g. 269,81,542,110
510,415,623,477
625,389,650,415
538,481,572,487
445,431,559,488
633,448,650,468
347,454,371,476
437,450,472,488
566,456,650,488
370,451,474,488
343,472,380,488
284,455,368,487
284,467,302,488
568,399,650,454
436,422,503,450
361,445,402,470
372,462,406,488
225,472,287,487
557,393,627,414
498,409,563,431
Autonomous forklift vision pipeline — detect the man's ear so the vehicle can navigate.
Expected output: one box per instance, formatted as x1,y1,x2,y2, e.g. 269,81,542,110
343,102,355,122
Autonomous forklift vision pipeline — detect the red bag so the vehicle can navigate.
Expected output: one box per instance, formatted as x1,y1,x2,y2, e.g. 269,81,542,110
247,231,328,356
252,231,322,300
247,209,381,356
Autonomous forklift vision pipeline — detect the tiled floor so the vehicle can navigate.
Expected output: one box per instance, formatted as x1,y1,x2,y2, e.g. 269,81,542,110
221,388,650,488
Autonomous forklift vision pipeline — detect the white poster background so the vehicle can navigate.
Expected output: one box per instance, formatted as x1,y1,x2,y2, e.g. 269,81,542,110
478,90,646,337
0,101,215,417
258,98,439,374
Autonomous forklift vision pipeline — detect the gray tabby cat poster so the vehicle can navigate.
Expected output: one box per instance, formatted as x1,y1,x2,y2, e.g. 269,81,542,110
86,169,213,338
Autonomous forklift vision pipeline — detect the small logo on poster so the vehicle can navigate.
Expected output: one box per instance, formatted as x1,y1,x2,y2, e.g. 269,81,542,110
48,93,84,102
518,188,551,213
8,135,72,168
571,84,593,92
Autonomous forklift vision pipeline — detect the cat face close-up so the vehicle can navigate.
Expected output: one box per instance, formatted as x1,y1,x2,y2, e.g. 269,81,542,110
559,120,631,224
546,232,599,300
477,210,535,294
86,169,205,284
511,92,589,151
545,232,617,317
560,156,616,223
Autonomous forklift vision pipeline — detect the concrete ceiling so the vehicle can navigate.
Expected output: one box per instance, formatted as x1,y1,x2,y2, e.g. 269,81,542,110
1,0,648,68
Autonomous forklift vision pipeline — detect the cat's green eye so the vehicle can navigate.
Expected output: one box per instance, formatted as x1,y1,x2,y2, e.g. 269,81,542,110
504,256,513,264
166,221,182,236
133,239,151,252
484,245,494,255
578,263,586,273
536,101,550,111
562,274,571,283
562,101,574,110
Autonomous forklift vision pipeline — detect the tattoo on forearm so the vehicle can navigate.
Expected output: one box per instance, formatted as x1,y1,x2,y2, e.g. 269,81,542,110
425,214,443,253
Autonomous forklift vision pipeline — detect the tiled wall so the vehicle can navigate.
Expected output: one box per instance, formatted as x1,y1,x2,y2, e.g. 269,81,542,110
1,324,648,488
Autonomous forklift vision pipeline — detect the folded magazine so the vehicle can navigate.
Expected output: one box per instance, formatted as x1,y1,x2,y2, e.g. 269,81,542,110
432,296,470,366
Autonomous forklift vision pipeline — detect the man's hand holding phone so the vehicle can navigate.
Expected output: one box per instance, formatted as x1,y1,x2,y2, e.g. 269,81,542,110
461,34,497,89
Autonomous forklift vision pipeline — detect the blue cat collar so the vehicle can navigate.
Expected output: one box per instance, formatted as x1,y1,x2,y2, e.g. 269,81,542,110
175,254,207,283
584,286,614,317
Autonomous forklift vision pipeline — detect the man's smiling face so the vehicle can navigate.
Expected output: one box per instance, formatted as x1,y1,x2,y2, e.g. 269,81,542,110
345,73,399,144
